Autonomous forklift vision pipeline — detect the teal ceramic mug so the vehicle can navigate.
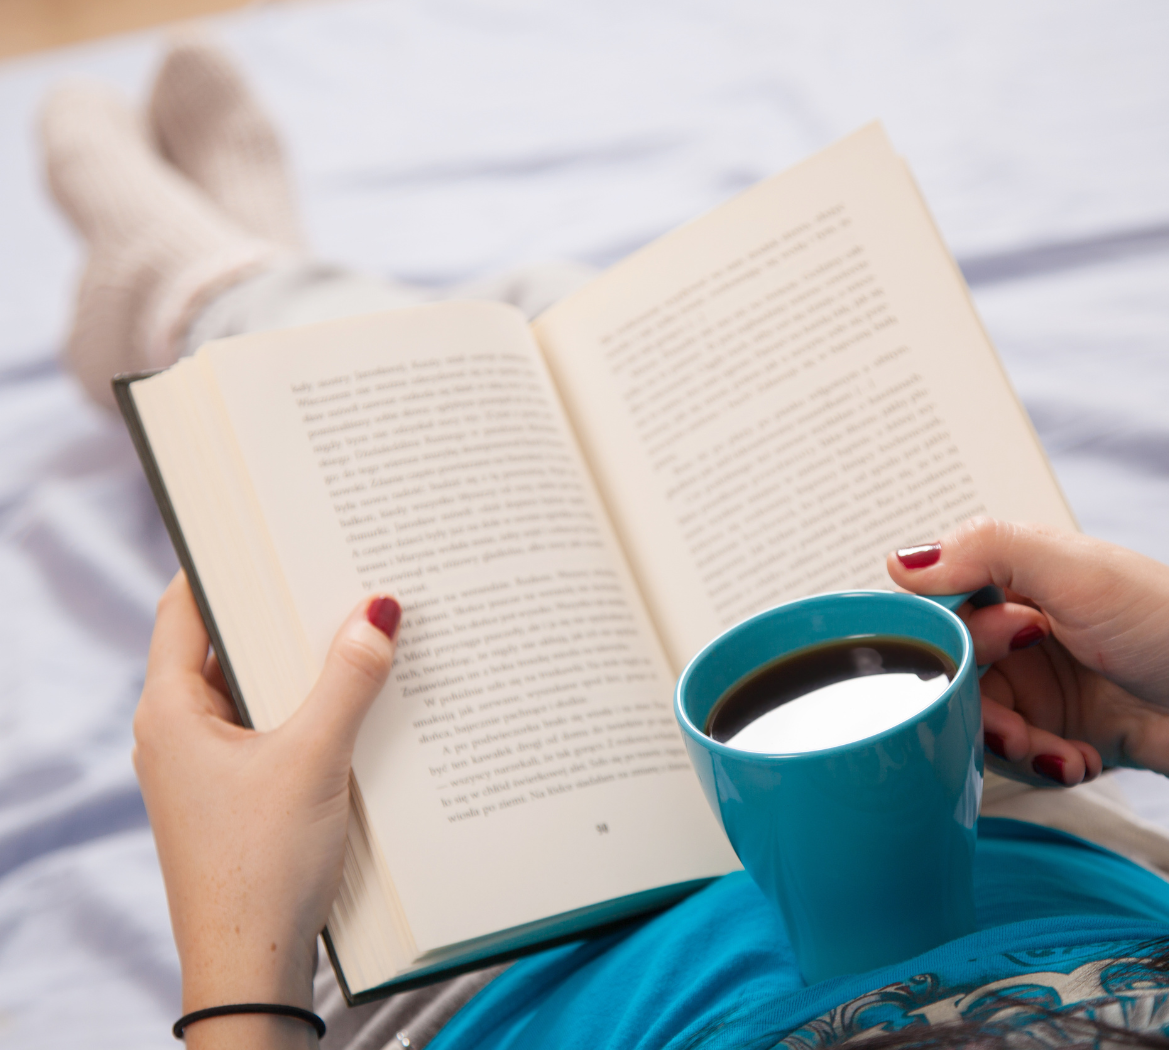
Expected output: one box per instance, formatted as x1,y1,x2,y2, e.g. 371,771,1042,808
674,590,985,984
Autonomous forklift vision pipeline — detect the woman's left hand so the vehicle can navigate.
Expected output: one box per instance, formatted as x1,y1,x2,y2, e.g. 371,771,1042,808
133,572,400,1047
888,518,1169,788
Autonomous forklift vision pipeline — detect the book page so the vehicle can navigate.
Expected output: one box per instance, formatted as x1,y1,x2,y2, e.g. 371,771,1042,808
199,302,735,955
534,124,1075,672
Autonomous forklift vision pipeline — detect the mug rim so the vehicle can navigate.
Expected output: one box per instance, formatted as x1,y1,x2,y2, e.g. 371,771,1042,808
674,589,975,760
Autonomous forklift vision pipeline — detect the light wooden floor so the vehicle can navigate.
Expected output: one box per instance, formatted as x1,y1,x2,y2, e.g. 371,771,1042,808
0,0,283,60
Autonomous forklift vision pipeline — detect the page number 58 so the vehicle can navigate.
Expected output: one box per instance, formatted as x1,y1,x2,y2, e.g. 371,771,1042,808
596,823,609,835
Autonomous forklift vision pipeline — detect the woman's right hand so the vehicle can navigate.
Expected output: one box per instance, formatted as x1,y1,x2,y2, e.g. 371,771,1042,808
887,518,1169,788
134,572,401,1048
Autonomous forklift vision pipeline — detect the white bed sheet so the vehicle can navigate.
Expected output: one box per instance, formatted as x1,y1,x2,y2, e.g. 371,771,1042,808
1,2,1167,1046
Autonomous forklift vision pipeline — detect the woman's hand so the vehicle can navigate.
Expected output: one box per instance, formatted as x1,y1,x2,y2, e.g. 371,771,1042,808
133,572,401,1048
888,518,1169,788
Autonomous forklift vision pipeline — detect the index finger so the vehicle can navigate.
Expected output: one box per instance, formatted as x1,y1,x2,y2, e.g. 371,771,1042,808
145,571,212,680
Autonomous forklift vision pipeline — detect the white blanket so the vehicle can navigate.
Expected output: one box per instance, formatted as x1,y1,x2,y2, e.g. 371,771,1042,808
2,2,1168,1045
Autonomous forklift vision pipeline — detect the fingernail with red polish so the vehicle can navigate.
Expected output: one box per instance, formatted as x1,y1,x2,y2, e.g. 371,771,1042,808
1010,625,1045,651
367,596,402,639
1032,754,1066,784
984,732,1006,759
896,542,941,569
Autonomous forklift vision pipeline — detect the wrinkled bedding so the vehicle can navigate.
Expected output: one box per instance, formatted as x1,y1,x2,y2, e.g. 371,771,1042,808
1,2,1168,1045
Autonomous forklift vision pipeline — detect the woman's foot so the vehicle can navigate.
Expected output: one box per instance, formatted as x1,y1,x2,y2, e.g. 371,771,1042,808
41,78,284,409
149,37,303,249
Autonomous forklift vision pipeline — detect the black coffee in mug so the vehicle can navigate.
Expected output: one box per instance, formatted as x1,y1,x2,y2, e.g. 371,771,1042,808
705,636,957,754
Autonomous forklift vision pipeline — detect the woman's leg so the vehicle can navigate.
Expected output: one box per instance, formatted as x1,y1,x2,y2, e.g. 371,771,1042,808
42,37,594,408
182,256,595,355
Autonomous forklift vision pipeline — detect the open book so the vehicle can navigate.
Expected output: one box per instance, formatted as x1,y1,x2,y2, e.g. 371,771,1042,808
116,124,1075,1002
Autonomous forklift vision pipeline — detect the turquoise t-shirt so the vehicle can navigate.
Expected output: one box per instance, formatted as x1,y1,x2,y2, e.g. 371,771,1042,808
430,819,1169,1050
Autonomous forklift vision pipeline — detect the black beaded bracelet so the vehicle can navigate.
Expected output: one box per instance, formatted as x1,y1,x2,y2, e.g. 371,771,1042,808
173,1003,327,1039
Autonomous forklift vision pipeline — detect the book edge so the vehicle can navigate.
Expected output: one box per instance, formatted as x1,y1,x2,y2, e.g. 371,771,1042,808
336,876,716,1005
113,371,255,729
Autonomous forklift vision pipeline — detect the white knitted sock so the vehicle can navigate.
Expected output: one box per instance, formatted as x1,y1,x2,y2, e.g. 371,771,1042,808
41,79,284,409
149,38,303,248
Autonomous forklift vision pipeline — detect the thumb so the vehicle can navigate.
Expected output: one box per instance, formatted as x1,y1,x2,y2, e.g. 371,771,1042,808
289,595,401,761
885,517,1097,610
887,518,1169,703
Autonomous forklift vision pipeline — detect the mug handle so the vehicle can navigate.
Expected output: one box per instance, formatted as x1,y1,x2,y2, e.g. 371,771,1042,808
921,586,1003,678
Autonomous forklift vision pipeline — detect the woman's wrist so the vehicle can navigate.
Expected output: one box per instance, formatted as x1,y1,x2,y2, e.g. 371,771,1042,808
177,916,318,1013
180,947,317,1014
178,946,319,1049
